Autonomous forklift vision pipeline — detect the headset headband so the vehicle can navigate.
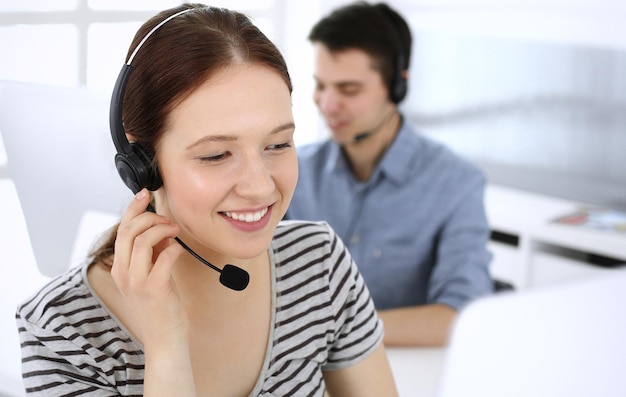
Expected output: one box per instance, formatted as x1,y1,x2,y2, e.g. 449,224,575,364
109,7,195,193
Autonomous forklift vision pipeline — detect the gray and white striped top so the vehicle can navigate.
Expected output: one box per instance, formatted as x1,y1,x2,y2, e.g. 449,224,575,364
16,220,383,396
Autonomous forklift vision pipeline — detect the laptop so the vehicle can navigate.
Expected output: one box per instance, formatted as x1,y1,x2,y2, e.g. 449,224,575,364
436,268,626,397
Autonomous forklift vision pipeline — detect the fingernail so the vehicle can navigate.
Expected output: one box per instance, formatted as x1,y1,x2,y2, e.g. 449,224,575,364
136,189,147,200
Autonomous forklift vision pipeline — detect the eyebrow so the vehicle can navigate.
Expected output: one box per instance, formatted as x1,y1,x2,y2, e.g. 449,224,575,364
185,121,296,150
314,76,362,89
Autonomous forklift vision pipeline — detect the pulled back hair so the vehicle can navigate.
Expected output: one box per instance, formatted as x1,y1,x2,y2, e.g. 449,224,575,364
90,3,292,267
124,3,292,151
308,1,411,100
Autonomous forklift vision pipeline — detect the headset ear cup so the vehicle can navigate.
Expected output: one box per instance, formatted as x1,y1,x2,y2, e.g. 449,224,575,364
114,143,162,194
391,52,408,104
392,74,408,104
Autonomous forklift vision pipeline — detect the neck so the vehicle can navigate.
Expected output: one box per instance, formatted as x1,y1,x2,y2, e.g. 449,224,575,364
344,110,401,182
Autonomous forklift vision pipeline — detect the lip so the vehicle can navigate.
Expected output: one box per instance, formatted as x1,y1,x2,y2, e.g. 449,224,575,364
327,119,348,131
220,204,273,233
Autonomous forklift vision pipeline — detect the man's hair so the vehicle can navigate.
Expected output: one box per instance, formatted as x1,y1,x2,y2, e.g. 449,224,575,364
308,1,411,102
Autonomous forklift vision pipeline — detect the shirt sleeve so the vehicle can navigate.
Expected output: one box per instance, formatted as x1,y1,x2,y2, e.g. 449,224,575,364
428,171,494,310
15,270,145,397
321,223,384,371
16,310,126,396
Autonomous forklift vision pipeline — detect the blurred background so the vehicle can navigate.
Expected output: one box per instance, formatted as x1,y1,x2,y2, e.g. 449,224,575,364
1,0,624,210
2,0,625,278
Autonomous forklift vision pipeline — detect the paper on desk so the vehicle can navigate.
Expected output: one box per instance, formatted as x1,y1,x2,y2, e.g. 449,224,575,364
552,207,626,233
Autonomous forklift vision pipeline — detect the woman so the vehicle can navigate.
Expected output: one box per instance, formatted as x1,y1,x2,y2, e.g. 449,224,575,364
16,3,398,396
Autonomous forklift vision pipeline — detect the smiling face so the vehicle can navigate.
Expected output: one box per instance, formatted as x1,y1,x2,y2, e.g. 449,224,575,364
312,43,395,145
154,63,297,264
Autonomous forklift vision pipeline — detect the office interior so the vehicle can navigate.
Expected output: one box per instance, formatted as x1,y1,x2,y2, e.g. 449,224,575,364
1,1,625,396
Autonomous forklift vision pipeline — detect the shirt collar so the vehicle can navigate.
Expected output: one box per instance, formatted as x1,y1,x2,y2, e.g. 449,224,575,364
378,116,424,186
325,114,424,186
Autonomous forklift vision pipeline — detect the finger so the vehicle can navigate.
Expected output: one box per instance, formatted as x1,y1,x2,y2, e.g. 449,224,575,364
120,188,153,223
126,222,181,283
112,190,171,283
147,241,186,289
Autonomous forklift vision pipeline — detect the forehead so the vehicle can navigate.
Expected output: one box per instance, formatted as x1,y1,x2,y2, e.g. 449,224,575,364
313,43,380,82
163,64,293,142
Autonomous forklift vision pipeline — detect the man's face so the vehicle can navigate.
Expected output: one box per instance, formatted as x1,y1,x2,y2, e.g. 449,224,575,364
312,43,394,145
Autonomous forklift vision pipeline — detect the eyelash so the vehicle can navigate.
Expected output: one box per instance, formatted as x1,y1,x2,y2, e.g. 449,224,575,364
198,142,293,163
199,153,229,163
268,142,293,151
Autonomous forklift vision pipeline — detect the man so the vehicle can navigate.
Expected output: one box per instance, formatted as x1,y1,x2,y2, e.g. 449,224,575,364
286,1,494,346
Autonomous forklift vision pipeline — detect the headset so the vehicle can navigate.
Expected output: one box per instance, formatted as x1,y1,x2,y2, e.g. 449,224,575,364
390,50,408,104
108,7,250,291
109,8,194,195
375,3,408,104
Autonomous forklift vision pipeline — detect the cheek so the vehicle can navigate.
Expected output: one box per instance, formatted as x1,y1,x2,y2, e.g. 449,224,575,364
160,164,220,215
357,93,392,121
313,90,321,105
277,153,299,200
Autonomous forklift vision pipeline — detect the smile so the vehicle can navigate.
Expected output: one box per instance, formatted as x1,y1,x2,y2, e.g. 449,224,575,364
223,207,269,223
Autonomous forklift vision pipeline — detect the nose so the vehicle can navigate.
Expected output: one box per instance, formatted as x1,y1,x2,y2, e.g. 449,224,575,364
315,89,341,116
234,153,275,200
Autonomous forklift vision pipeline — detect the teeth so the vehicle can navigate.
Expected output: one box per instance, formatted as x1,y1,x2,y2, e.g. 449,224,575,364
224,207,268,222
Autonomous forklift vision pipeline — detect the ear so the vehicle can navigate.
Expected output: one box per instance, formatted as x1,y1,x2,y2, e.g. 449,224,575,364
151,187,167,214
125,133,137,143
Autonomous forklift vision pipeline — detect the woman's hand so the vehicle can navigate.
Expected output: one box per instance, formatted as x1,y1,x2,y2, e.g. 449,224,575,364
111,189,197,396
111,188,188,349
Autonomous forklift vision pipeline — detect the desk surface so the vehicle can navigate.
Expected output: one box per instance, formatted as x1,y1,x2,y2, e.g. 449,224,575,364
387,347,446,397
485,184,626,261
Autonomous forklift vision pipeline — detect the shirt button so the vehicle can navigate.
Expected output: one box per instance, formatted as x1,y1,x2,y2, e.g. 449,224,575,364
351,235,360,245
373,248,382,258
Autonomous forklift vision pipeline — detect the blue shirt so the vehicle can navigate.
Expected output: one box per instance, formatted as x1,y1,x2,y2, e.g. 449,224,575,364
286,117,493,310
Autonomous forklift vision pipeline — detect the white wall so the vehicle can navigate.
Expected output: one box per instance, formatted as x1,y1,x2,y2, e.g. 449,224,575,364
1,0,625,144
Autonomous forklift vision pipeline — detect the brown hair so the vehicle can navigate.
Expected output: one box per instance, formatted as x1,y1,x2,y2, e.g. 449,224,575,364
90,3,292,267
308,2,411,102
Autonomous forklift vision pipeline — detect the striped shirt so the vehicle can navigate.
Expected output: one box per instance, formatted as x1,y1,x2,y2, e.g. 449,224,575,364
16,220,383,396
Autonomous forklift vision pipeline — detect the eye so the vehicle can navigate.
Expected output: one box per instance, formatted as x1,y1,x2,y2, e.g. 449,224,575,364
198,152,231,163
340,86,360,97
267,142,293,151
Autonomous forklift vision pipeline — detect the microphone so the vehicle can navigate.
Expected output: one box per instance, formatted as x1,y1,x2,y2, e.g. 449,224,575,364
174,237,250,291
147,204,250,291
352,109,400,144
353,132,371,143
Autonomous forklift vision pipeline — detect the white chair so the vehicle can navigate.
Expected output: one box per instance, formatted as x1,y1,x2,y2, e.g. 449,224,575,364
69,209,120,269
0,80,130,277
0,127,7,177
0,179,50,397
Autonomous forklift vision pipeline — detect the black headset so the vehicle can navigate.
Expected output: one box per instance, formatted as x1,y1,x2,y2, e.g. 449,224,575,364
109,65,162,194
109,8,194,195
391,50,408,104
375,3,408,104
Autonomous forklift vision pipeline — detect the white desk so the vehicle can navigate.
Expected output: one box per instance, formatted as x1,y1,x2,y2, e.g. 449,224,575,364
387,347,446,397
0,179,50,397
485,184,626,288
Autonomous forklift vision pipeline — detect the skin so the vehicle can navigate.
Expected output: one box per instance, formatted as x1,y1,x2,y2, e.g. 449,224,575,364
312,42,457,347
88,63,398,396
